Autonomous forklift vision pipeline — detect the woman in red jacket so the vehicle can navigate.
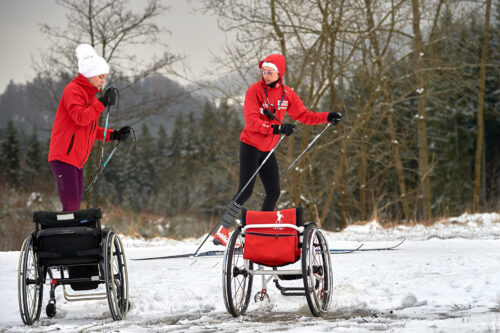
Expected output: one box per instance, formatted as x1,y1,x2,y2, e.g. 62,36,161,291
48,44,131,212
213,54,342,246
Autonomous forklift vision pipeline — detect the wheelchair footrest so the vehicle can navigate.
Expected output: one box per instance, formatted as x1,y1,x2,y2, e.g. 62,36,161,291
273,279,306,297
277,274,303,281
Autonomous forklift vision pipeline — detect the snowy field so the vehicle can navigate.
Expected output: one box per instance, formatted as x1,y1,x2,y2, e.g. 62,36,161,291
1,212,500,332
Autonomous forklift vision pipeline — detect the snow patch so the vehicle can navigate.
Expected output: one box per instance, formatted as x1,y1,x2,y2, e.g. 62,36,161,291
327,213,500,242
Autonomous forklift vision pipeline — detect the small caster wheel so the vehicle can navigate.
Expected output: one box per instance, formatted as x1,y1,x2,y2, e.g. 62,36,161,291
46,302,56,318
254,291,270,303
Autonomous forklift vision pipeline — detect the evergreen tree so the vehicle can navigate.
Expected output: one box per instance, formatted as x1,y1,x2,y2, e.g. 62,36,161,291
1,120,21,185
25,128,43,184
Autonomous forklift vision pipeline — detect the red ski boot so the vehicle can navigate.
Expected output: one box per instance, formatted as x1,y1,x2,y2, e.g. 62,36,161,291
213,225,231,246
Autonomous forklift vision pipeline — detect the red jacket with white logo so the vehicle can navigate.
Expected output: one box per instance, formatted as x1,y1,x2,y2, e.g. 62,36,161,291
48,74,113,169
240,54,329,152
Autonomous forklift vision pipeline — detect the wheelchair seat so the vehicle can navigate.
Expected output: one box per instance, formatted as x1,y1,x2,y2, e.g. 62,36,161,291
33,208,102,266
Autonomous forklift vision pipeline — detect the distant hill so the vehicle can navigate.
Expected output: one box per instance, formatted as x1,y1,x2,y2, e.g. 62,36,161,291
0,73,206,139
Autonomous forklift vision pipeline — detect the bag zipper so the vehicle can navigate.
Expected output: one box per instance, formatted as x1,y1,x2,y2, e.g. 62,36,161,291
246,231,296,238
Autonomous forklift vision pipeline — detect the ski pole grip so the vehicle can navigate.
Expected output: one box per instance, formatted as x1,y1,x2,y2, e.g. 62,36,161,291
263,108,279,122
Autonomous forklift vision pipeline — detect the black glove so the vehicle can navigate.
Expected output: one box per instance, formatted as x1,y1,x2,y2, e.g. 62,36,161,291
272,123,296,136
110,126,132,141
98,87,118,108
327,112,342,125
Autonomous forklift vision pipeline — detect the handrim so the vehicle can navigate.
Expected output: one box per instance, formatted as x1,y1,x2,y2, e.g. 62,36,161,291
105,232,129,320
18,236,43,325
222,227,253,317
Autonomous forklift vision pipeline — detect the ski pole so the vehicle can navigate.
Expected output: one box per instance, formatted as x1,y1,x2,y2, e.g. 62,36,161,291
192,134,286,257
82,140,120,201
91,105,112,207
82,126,136,202
85,87,120,204
248,122,333,209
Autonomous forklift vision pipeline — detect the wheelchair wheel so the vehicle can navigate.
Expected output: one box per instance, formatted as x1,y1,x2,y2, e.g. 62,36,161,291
223,226,253,317
104,231,129,321
302,225,333,316
18,236,43,325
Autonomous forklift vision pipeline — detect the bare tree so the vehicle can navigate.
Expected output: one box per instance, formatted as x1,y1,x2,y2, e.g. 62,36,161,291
363,0,411,221
33,0,180,123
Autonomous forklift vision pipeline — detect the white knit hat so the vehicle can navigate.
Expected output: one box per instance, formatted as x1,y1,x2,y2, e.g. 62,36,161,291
75,44,109,78
261,61,279,73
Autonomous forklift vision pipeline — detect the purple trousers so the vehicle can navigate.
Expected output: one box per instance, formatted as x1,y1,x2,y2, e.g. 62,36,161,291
49,160,84,212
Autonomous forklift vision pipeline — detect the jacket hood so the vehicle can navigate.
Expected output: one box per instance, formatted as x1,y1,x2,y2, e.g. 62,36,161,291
259,54,286,78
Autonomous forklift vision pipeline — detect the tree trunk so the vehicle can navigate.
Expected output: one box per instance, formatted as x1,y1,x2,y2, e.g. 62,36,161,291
473,0,492,212
359,139,367,221
269,0,300,207
411,0,432,221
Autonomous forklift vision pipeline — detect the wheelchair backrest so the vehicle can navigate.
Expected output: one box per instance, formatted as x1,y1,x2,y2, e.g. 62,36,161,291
33,208,101,230
241,207,302,267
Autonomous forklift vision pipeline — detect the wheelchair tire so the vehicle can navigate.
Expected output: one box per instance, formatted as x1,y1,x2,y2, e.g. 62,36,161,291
18,236,43,325
222,226,253,317
103,231,129,321
301,224,333,316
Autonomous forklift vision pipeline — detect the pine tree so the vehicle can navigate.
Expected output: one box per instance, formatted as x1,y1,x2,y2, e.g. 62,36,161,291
1,120,21,185
25,128,43,184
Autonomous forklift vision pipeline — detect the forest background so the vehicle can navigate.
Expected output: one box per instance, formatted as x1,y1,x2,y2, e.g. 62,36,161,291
0,0,498,251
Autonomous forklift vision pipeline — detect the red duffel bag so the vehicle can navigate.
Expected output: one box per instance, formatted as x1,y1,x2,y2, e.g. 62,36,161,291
242,207,302,267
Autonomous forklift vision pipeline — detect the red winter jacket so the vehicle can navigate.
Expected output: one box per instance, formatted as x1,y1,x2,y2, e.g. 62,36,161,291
48,74,113,169
240,54,329,152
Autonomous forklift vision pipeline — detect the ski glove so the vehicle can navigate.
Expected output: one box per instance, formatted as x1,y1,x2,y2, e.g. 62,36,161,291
221,200,241,228
327,112,342,125
111,126,132,141
272,123,296,136
99,87,118,108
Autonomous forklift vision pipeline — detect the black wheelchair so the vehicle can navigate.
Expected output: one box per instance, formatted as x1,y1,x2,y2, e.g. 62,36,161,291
17,208,129,325
222,207,333,317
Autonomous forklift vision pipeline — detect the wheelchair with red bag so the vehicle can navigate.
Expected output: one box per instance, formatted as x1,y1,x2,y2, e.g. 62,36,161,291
17,208,129,325
222,207,333,317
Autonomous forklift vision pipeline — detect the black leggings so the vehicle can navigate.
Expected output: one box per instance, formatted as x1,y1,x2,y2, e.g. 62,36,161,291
233,141,280,211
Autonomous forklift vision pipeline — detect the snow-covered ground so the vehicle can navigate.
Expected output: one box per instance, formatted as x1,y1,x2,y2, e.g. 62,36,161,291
1,213,500,332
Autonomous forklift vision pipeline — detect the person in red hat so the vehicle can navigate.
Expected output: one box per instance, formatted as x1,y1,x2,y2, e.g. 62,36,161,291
213,54,342,246
48,44,132,212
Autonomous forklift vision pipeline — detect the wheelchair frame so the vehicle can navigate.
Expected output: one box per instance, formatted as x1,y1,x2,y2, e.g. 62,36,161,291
17,209,129,325
222,221,333,317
